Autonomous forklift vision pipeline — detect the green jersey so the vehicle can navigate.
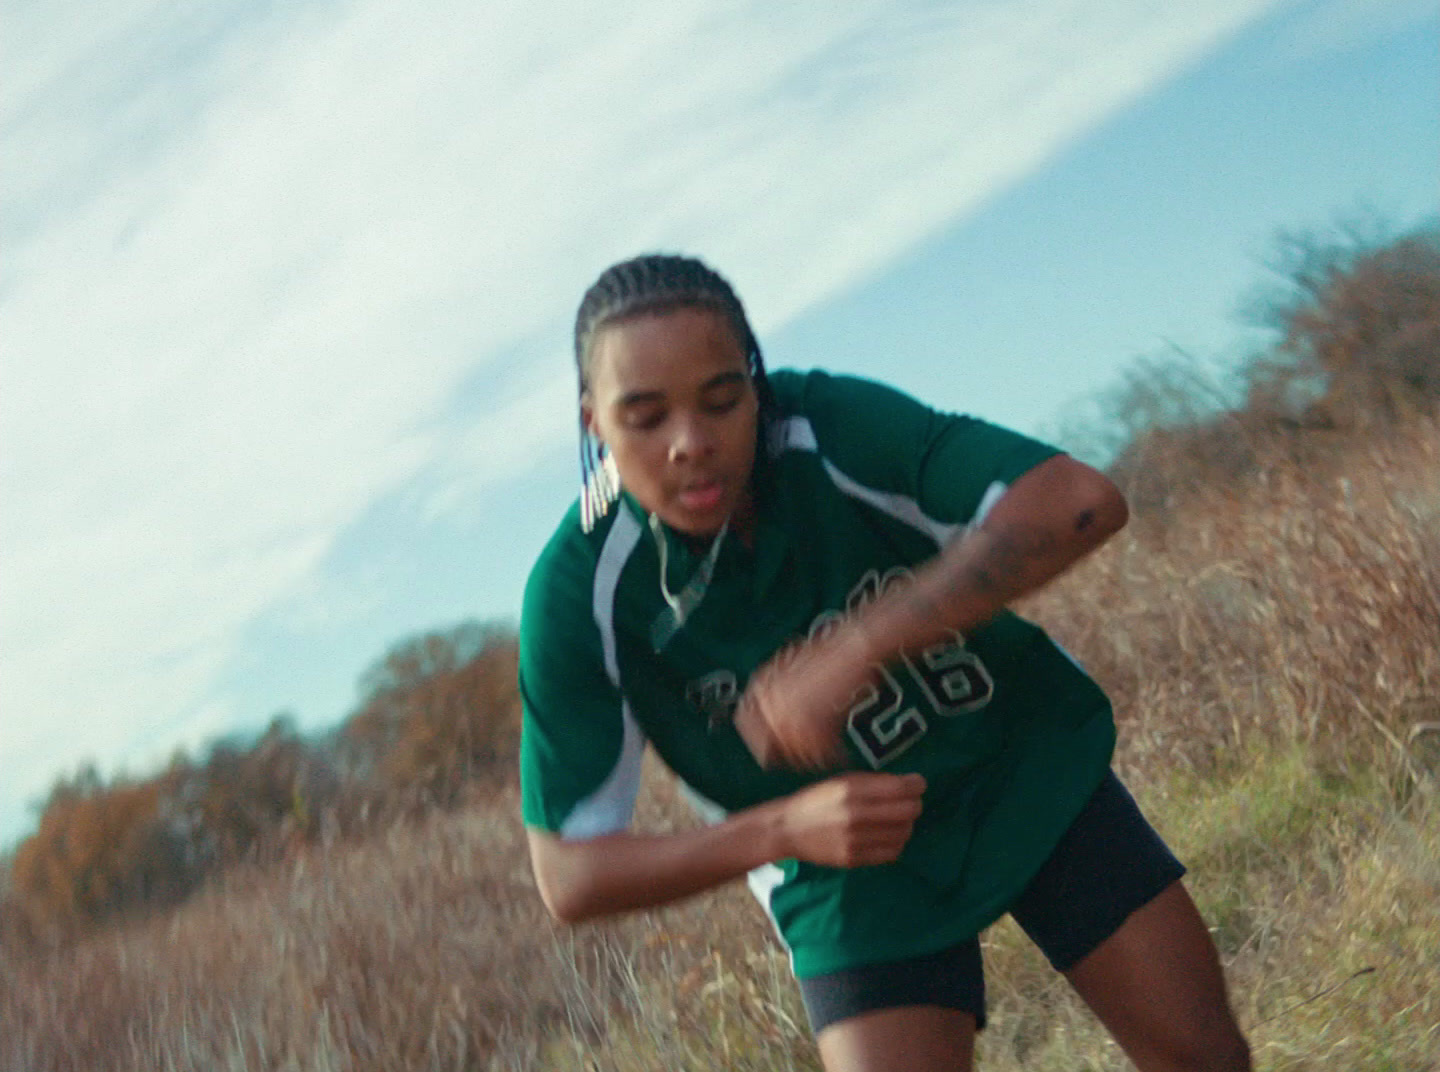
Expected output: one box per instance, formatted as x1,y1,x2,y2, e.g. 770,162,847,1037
520,369,1115,977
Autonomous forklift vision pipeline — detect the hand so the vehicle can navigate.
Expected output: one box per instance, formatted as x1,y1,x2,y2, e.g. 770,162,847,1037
776,772,926,868
735,623,877,770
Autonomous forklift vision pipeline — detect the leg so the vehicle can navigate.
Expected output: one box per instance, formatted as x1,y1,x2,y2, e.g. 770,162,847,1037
816,1006,975,1072
1008,772,1249,1072
800,941,984,1072
1064,880,1250,1072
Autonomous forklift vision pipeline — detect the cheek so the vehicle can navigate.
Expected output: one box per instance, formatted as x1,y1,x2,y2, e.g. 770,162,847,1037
606,434,667,489
727,402,761,458
723,418,754,457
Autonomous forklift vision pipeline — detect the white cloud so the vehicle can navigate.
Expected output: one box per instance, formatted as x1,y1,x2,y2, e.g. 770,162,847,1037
1,0,1286,843
418,366,578,521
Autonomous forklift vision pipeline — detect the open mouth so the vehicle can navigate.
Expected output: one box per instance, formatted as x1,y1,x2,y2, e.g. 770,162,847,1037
677,480,725,512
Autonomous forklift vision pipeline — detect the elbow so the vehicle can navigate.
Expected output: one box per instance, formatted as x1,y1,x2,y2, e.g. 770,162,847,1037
529,837,602,924
542,896,586,926
1014,454,1128,546
1068,462,1128,544
1090,478,1129,540
540,885,595,926
534,868,592,924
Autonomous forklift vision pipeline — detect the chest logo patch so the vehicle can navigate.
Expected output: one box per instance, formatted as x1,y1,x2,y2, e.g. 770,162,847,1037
686,670,740,731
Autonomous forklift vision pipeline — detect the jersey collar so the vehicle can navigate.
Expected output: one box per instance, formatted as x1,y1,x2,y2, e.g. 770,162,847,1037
619,487,792,648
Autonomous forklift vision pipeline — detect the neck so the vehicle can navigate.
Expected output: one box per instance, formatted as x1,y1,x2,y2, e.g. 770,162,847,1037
729,485,757,548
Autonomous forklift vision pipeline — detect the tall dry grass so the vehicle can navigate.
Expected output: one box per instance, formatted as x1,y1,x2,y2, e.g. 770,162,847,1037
0,761,805,1072
4,417,1437,1071
1040,414,1440,782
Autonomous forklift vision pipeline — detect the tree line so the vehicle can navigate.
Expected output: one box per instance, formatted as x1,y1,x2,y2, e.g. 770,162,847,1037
1097,219,1440,516
1,622,521,949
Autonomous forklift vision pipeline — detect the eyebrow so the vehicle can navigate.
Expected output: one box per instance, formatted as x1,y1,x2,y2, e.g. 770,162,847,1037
617,370,747,408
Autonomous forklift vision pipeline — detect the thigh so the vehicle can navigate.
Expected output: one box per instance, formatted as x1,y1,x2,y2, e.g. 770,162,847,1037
1008,769,1187,972
1006,771,1248,1068
1065,880,1250,1072
801,941,983,1072
799,940,986,1033
816,1006,975,1072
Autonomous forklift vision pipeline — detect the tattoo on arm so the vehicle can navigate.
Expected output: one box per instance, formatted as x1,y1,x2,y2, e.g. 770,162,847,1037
879,519,1071,647
960,523,1057,599
901,578,949,623
895,523,1057,629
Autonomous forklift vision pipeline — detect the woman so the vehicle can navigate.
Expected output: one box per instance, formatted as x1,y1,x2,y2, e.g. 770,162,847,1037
519,254,1250,1071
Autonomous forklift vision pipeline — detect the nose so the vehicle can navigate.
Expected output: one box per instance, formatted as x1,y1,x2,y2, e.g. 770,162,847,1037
668,412,713,464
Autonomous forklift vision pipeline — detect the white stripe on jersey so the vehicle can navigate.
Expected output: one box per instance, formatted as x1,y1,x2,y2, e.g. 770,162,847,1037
747,863,793,970
973,478,1008,526
594,508,642,685
682,783,794,964
773,415,1006,544
561,510,646,840
821,459,961,546
771,414,818,452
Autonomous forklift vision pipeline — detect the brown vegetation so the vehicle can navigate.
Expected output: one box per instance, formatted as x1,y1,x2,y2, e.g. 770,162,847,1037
353,623,523,809
1,624,521,948
1105,222,1440,517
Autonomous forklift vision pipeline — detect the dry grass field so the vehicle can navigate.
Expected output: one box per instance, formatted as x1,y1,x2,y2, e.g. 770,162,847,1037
4,413,1438,1071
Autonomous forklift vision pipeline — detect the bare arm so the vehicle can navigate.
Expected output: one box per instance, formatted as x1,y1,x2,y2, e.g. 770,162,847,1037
528,771,925,923
857,453,1128,661
737,454,1128,769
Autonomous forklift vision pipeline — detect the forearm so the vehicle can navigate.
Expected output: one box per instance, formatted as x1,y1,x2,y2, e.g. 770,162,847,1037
856,456,1128,661
529,798,788,923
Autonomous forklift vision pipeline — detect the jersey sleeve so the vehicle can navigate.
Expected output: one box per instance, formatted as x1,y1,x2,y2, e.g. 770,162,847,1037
519,521,644,838
779,369,1061,530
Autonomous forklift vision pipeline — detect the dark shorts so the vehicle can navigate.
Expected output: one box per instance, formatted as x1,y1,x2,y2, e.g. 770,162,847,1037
799,770,1186,1033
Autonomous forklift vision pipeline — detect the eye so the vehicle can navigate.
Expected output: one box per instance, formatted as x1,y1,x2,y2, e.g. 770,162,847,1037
624,407,666,431
702,388,744,415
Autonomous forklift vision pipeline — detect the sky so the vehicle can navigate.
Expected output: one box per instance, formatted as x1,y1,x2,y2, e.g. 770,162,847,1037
2,0,1436,849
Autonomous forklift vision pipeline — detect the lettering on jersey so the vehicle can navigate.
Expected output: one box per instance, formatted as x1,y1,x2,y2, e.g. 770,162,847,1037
841,567,912,619
682,568,994,765
835,569,995,768
686,669,740,731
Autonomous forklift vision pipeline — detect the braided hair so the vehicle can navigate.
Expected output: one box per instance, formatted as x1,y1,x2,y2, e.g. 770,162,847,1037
573,253,777,530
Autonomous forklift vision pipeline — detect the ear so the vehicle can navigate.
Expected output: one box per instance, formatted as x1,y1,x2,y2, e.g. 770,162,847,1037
580,394,602,444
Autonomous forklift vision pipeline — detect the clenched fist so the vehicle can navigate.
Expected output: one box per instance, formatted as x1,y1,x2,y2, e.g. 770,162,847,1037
776,772,926,868
736,620,877,770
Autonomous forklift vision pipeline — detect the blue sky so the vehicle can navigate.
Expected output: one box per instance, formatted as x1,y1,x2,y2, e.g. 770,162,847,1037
2,0,1436,848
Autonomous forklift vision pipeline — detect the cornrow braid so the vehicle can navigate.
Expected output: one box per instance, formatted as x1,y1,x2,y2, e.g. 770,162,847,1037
573,253,777,530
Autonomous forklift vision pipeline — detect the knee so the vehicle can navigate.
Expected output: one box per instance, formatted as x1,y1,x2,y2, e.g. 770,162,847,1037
1158,1021,1251,1072
1202,1030,1251,1072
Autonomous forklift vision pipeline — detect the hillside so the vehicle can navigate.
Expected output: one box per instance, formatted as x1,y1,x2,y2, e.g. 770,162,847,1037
3,223,1438,1070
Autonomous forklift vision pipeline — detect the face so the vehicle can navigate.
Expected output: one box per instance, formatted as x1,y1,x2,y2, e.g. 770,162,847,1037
583,307,759,538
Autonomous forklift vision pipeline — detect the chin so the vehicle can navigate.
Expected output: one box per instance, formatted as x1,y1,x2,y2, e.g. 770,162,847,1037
651,483,749,539
660,504,729,539
669,515,725,539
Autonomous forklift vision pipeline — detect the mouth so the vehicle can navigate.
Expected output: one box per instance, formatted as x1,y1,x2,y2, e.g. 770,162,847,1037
676,478,726,513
